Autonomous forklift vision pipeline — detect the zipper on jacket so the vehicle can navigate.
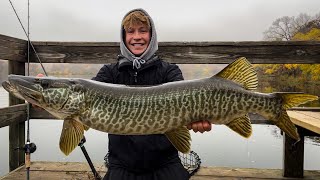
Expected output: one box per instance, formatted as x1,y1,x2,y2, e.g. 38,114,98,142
134,71,138,83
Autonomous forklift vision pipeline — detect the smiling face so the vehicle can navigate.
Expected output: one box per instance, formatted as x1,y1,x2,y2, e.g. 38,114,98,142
125,24,151,56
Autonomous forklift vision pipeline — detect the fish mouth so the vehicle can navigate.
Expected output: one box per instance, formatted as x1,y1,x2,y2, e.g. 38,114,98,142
2,80,26,100
2,81,13,92
7,75,43,104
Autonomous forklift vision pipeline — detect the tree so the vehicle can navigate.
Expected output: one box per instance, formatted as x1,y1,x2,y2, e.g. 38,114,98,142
292,19,320,40
263,13,317,41
259,12,320,83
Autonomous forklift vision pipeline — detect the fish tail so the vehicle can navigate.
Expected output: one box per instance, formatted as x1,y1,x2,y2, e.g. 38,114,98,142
273,93,318,141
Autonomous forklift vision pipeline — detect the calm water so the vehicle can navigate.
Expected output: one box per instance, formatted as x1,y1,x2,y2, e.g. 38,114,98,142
1,84,320,177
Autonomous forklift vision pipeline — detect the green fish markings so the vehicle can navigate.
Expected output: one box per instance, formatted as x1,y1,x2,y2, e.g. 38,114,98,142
2,57,318,156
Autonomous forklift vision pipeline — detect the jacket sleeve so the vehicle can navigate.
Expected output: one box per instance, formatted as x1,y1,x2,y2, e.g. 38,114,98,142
91,64,114,83
165,64,184,82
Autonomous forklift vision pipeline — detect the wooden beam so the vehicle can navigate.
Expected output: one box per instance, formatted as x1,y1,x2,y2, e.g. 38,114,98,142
0,34,27,62
0,104,27,128
2,162,320,180
29,41,320,64
283,128,305,178
29,107,56,119
8,61,26,171
289,107,320,112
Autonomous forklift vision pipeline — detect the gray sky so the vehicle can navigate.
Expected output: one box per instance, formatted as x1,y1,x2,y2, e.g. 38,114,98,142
0,0,319,42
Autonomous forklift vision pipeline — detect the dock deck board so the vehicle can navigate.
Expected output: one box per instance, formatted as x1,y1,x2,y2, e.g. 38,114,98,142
287,110,320,134
1,162,320,180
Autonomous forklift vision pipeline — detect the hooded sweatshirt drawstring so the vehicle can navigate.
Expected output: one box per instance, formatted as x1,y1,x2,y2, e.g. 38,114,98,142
132,56,146,69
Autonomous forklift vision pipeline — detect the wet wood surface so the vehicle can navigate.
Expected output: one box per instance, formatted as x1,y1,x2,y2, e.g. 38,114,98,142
1,34,320,64
1,162,320,180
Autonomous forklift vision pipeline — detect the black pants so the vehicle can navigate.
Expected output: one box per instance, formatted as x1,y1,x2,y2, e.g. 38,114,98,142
103,162,189,180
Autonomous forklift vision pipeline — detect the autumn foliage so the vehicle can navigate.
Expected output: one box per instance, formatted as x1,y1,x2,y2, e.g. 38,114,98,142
258,16,320,82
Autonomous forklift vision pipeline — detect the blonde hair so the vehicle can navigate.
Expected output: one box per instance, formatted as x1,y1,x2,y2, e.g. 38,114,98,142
122,11,151,30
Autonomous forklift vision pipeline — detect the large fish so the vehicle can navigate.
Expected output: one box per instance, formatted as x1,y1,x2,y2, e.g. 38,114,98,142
2,57,318,155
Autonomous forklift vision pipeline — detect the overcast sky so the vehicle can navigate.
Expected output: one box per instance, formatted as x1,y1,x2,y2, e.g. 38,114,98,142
0,0,319,42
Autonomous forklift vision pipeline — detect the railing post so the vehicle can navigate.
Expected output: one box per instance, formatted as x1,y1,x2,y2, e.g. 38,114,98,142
8,61,25,171
283,127,304,178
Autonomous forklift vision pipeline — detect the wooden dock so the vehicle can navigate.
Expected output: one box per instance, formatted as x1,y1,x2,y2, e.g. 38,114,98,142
1,35,320,179
288,110,320,135
1,162,320,180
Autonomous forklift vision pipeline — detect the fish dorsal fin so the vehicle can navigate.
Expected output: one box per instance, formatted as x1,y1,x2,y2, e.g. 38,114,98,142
59,119,84,156
226,114,252,138
165,127,191,154
215,57,258,90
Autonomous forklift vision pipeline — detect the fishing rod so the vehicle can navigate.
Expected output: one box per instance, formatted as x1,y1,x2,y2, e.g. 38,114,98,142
25,1,33,179
8,0,48,76
8,1,38,179
78,136,102,180
8,1,102,179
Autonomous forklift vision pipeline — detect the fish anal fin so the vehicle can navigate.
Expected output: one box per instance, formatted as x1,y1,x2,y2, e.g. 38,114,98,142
215,57,258,90
226,114,252,138
165,127,191,154
274,110,300,141
59,119,84,156
271,93,318,141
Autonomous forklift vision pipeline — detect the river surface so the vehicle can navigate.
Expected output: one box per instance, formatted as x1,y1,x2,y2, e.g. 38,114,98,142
0,81,320,177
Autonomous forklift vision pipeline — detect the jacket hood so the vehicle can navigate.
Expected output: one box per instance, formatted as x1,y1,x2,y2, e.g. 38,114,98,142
119,8,158,69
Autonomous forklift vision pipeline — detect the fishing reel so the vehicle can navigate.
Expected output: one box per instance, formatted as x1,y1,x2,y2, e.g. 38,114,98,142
24,142,37,154
15,142,37,154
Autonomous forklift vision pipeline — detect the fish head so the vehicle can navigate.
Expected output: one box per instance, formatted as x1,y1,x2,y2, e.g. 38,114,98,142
5,75,85,116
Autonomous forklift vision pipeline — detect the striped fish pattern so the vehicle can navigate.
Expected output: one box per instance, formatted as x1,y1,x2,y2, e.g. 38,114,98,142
2,57,318,155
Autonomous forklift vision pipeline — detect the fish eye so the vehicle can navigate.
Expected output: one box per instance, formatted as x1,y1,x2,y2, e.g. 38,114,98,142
34,78,40,82
41,80,49,89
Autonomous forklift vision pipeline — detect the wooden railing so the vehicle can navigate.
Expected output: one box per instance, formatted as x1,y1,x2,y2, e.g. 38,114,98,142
0,34,320,177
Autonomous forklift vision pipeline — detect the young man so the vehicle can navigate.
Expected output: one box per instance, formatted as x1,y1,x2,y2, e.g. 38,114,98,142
92,9,211,180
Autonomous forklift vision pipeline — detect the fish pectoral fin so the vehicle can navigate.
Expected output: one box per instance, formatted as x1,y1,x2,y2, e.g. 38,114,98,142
215,57,258,90
226,114,252,138
165,127,191,154
59,119,84,156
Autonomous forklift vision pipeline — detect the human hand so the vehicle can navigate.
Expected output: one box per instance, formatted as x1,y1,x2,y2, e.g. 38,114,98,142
187,120,212,133
32,74,44,109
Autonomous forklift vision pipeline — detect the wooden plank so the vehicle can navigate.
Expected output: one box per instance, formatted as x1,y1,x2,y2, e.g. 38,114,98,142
195,166,320,179
288,110,320,134
31,41,119,64
0,104,27,128
1,171,104,180
29,41,320,64
2,162,320,180
0,162,106,180
0,34,27,62
29,107,56,119
283,131,305,178
289,107,320,112
8,61,25,171
29,161,106,172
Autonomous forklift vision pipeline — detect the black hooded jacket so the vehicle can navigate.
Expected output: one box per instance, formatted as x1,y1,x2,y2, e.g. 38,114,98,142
92,56,184,173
